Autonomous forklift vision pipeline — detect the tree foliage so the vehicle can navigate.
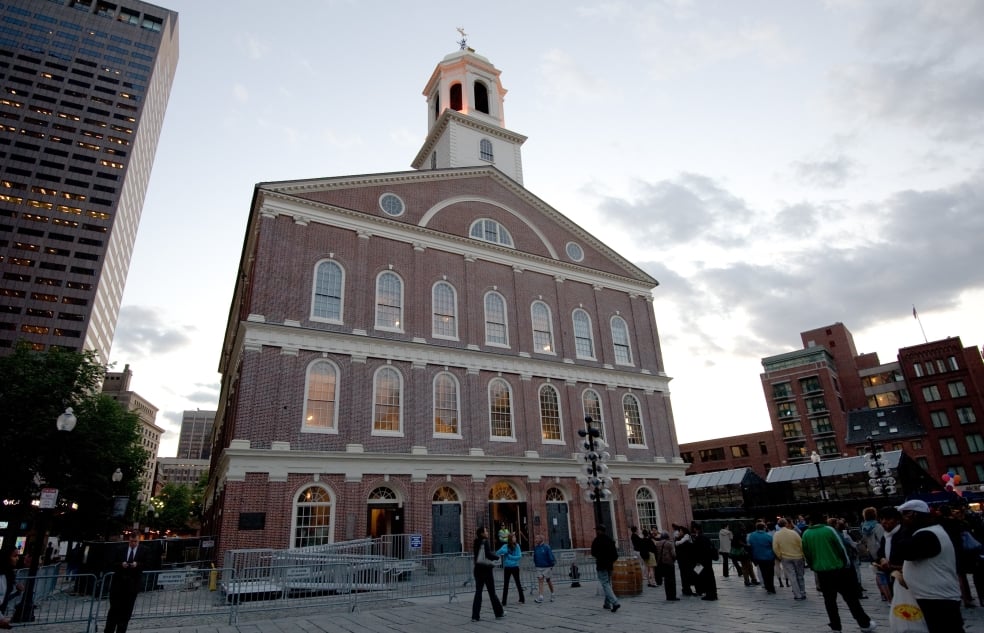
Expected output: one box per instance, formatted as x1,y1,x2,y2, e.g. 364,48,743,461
153,483,195,534
0,343,148,541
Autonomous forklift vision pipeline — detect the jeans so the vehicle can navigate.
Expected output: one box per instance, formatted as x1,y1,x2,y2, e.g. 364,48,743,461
501,566,524,605
816,567,872,631
916,598,965,633
472,565,503,620
597,569,620,608
781,558,806,599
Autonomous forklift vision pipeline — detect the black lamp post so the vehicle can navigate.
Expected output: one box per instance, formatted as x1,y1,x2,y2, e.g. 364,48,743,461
17,407,76,623
105,468,123,540
578,416,612,529
810,451,827,501
864,436,897,496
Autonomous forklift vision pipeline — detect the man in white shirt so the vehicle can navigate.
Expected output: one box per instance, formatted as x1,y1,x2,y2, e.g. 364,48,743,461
893,500,964,633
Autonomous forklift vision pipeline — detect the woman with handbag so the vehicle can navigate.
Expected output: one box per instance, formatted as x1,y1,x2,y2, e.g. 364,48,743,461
472,527,505,622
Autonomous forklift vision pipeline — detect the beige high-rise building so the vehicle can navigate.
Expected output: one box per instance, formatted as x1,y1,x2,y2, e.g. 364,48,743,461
102,363,162,503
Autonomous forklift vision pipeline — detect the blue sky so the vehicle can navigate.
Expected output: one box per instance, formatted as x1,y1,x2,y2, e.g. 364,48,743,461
109,0,984,456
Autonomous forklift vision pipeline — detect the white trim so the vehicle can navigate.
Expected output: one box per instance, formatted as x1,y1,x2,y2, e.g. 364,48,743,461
371,366,404,436
310,259,345,324
301,359,340,434
374,270,405,333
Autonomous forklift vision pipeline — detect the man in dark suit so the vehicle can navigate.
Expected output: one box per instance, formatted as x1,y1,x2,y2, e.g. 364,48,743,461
105,534,147,633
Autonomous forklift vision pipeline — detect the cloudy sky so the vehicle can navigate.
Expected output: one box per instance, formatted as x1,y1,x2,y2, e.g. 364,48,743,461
109,0,984,457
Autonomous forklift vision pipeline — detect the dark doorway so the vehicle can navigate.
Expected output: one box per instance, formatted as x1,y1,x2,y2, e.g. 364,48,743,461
431,503,462,554
488,502,529,551
545,502,571,549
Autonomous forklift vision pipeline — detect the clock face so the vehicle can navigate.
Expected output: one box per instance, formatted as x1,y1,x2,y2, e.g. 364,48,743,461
379,193,405,217
566,242,584,262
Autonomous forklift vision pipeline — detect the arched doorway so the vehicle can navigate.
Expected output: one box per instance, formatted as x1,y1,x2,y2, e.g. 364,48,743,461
367,486,404,556
544,487,571,549
431,485,462,554
488,482,529,551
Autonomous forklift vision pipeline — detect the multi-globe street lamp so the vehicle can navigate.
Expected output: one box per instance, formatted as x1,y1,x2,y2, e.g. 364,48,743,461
578,416,612,529
864,435,897,496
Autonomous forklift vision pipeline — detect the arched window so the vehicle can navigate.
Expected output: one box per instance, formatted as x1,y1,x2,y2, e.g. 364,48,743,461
479,138,494,162
582,388,605,440
484,291,509,346
450,83,462,111
369,486,398,502
303,360,338,432
611,315,633,365
293,485,333,548
373,366,403,435
432,281,458,339
636,488,661,533
311,260,343,323
623,393,645,446
539,383,562,442
488,378,514,439
474,80,490,114
489,481,519,501
531,301,555,353
433,485,460,502
572,309,594,359
434,372,460,436
469,219,514,247
375,271,403,331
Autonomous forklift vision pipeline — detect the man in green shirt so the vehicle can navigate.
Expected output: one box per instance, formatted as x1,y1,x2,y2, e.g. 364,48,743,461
801,513,876,633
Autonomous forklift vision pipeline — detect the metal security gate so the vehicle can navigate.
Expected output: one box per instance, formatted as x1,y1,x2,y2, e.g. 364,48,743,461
431,503,462,554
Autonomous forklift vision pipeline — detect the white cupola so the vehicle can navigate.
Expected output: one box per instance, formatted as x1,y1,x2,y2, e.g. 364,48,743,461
412,39,527,184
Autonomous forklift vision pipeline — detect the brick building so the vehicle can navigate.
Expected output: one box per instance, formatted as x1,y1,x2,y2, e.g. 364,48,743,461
204,46,689,559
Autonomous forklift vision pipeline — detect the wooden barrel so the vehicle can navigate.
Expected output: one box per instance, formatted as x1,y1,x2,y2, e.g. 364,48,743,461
611,558,643,596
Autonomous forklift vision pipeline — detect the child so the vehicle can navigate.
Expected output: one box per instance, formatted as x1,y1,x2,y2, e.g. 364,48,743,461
532,534,557,602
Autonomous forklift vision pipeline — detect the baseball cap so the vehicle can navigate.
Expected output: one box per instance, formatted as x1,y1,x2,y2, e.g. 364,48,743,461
896,499,930,514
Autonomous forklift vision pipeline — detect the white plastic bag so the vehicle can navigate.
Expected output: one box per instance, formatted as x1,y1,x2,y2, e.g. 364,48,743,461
889,582,929,633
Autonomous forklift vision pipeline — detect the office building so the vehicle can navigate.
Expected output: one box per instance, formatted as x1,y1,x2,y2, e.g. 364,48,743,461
177,409,214,460
0,0,178,364
102,362,162,503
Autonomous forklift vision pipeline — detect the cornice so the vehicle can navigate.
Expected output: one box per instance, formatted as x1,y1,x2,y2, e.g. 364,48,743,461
411,109,527,169
238,321,672,393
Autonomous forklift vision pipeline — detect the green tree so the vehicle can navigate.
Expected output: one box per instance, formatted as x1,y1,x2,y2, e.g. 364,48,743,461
153,483,195,534
0,343,148,541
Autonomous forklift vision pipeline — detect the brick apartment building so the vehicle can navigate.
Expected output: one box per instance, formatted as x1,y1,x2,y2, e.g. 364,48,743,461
680,323,984,492
204,45,690,559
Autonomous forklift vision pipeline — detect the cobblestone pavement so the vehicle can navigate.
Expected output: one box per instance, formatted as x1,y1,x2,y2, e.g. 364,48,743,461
124,566,984,633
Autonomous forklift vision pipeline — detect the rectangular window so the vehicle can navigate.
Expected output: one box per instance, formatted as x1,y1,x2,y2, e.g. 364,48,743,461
948,356,959,371
817,438,838,456
922,385,942,402
967,434,984,453
759,441,768,455
799,376,822,393
782,421,803,439
772,382,793,399
730,444,749,458
777,402,797,418
924,362,935,375
930,411,950,428
949,381,968,398
957,407,977,425
811,416,833,434
940,437,959,456
699,447,725,461
804,395,827,414
911,439,923,450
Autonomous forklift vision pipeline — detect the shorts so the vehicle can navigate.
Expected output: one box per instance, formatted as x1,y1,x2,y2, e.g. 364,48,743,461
535,567,553,580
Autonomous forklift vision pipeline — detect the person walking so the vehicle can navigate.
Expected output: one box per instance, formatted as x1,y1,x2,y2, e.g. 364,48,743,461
471,527,505,622
801,512,877,633
718,523,736,578
674,525,697,596
772,518,806,600
532,534,556,603
654,531,679,601
105,533,148,633
691,523,718,600
496,532,525,607
747,522,777,594
894,499,964,633
590,525,621,613
732,523,758,586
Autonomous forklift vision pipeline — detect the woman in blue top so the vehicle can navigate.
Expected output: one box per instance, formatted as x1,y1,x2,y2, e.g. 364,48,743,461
496,532,526,606
747,522,777,593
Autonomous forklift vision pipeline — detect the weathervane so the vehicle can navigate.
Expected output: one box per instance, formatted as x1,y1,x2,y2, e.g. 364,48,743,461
457,27,468,50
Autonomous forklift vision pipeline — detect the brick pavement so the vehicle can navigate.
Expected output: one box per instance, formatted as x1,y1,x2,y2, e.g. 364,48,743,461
133,566,984,633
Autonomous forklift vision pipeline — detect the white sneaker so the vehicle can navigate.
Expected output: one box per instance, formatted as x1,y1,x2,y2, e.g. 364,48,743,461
549,593,555,602
860,620,878,633
534,596,543,603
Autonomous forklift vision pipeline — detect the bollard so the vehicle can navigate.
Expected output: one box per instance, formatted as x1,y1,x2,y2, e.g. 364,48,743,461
569,563,581,588
209,564,218,591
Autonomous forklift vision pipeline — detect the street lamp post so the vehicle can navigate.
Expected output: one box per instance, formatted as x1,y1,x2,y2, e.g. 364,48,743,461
578,416,612,530
864,436,897,497
17,408,76,623
810,451,827,501
106,468,123,540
